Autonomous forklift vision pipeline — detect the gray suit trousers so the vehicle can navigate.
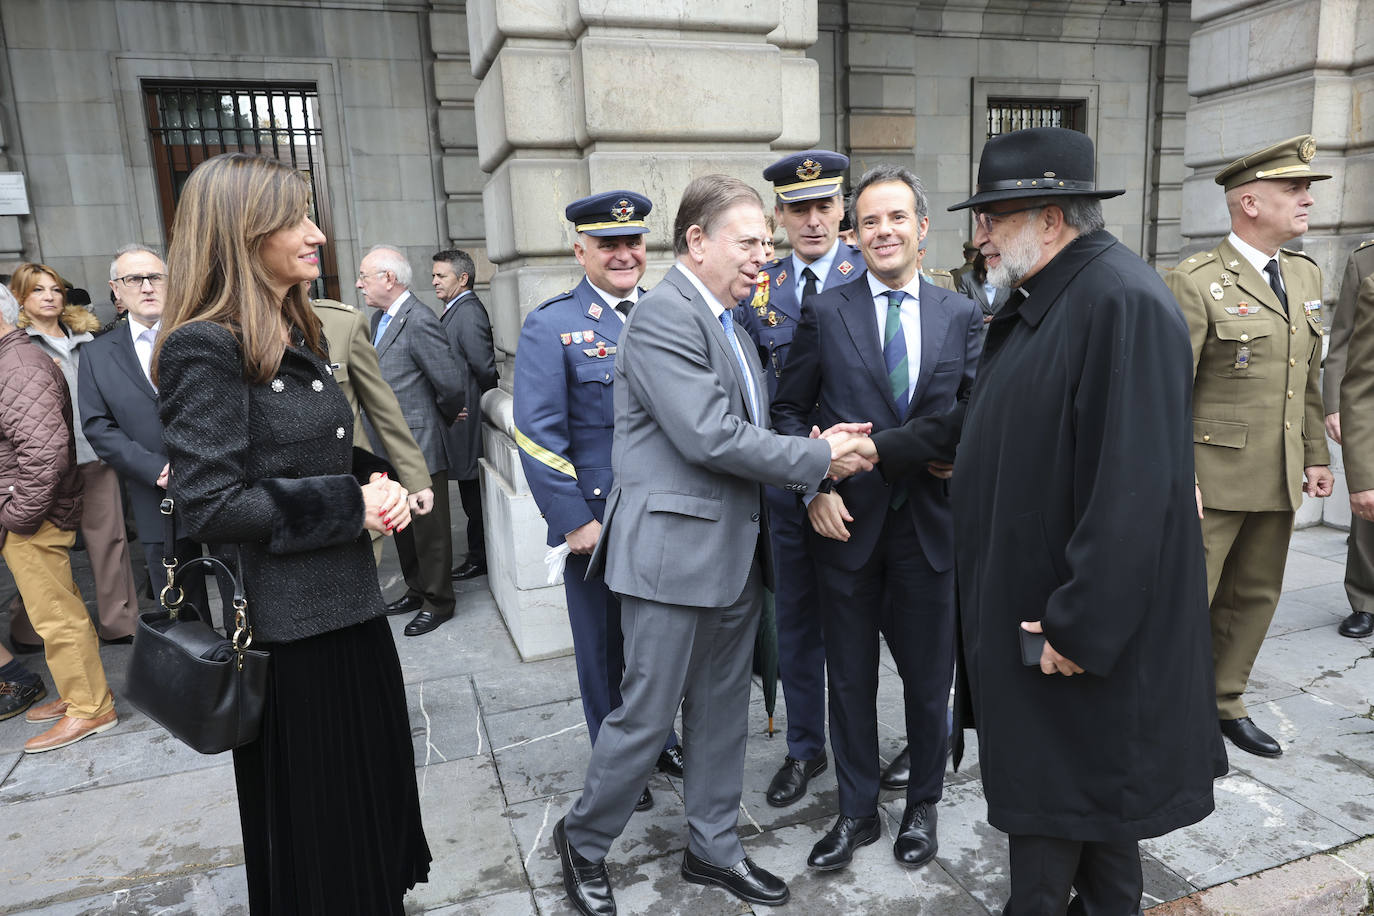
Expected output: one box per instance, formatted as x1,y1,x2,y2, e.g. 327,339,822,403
565,562,762,866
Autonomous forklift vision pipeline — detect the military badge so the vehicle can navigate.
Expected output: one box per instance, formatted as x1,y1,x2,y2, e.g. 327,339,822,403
1209,282,1224,301
837,260,854,276
775,269,787,287
1228,260,1240,269
1235,345,1251,370
1224,303,1255,316
1299,137,1316,162
611,199,635,222
1221,274,1233,287
1304,300,1322,313
589,302,603,320
767,310,779,327
580,330,592,343
583,344,616,358
796,158,823,181
751,274,770,311
560,332,572,345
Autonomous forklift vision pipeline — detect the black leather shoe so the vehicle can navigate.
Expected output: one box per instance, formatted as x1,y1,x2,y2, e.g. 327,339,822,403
384,595,423,616
1220,717,1282,758
807,814,881,871
451,560,486,580
880,745,910,790
681,850,789,906
1339,611,1374,638
404,609,453,637
765,754,828,808
893,801,939,868
656,746,685,778
555,817,616,916
100,635,134,646
635,787,653,812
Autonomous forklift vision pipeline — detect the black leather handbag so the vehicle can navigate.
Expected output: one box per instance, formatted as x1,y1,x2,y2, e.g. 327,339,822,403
125,497,269,755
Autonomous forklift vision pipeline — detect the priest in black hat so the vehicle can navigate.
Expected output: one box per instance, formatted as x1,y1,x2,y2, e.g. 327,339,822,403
861,127,1226,913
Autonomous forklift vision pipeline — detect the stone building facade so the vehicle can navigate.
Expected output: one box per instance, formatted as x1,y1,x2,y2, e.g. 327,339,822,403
0,0,1367,657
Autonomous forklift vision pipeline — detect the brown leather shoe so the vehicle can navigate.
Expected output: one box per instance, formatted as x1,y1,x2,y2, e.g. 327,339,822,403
24,709,118,754
25,698,69,723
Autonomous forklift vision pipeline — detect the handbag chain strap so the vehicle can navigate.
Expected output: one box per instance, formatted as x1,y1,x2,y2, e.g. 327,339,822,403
159,493,253,665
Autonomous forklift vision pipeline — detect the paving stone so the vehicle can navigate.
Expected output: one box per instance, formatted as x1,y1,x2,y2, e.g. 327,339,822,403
424,887,538,914
0,762,242,913
1268,592,1348,637
1288,527,1352,561
1277,553,1348,592
16,865,248,915
1140,849,1199,908
508,782,686,891
1143,772,1358,887
1254,628,1374,713
406,673,484,766
486,698,592,804
0,721,228,804
472,653,581,716
406,755,526,911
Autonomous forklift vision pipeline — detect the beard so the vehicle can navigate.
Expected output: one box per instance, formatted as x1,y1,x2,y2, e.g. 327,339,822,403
986,219,1042,288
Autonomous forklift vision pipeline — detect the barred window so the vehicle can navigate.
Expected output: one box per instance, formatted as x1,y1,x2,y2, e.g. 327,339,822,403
143,81,340,299
986,98,1087,139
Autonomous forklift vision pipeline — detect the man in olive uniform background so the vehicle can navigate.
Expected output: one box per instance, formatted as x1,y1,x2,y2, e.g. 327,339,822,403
1165,135,1334,759
1321,239,1374,638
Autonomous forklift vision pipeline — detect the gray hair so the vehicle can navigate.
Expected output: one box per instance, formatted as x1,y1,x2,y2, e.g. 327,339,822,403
672,175,763,256
109,243,163,280
433,248,475,291
848,165,929,226
0,284,18,326
1053,196,1106,235
366,245,412,288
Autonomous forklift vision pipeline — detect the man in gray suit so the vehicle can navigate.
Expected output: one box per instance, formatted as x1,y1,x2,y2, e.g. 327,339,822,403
554,175,874,916
357,245,465,636
432,248,499,580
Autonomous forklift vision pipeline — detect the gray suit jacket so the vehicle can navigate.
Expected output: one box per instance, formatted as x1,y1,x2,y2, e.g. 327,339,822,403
958,271,1012,318
589,264,831,608
440,290,499,481
366,291,465,474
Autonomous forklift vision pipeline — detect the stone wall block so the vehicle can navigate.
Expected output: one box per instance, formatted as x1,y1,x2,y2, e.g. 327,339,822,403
446,200,488,241
1191,0,1262,23
1341,155,1374,226
475,48,579,172
467,0,501,79
488,263,588,356
849,71,919,111
584,151,777,237
483,160,587,263
0,0,120,50
438,107,479,150
578,38,783,143
847,30,916,70
578,0,780,33
768,0,819,49
443,154,487,197
1183,81,1319,168
774,56,822,149
430,11,469,55
435,60,482,104
850,112,916,150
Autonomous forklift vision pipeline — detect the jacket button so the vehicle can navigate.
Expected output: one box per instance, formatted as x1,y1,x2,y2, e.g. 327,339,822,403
1285,421,1292,429
1290,358,1296,366
751,512,760,522
1287,390,1294,399
336,427,346,438
1240,333,1250,342
1291,326,1297,334
593,487,602,496
1203,434,1211,442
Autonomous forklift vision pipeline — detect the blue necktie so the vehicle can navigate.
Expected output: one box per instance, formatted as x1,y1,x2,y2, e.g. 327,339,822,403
719,309,760,424
883,290,910,416
373,311,392,348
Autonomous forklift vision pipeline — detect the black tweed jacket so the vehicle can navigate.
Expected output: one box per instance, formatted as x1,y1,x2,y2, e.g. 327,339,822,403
157,321,388,643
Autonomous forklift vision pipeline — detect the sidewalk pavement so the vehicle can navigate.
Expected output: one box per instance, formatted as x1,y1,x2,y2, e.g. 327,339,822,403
0,520,1371,915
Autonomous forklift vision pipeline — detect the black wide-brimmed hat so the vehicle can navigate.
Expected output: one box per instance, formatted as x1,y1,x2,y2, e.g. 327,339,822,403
948,127,1124,211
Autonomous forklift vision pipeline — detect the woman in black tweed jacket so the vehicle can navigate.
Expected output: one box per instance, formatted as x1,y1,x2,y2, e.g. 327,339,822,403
154,153,431,914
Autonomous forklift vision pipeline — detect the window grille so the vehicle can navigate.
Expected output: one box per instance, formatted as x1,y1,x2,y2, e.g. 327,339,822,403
143,81,340,299
986,98,1087,138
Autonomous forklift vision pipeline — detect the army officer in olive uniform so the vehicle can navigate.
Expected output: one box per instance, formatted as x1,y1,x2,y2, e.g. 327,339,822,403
1165,135,1334,759
512,192,684,811
1322,239,1374,638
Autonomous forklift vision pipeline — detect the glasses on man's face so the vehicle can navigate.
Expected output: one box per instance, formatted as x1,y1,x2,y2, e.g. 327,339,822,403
115,273,167,288
972,204,1044,233
357,270,388,281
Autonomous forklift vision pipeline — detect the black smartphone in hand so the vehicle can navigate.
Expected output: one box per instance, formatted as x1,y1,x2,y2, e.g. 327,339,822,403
1019,627,1046,667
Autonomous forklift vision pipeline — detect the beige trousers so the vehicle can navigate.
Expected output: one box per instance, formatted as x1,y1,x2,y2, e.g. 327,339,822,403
3,521,114,718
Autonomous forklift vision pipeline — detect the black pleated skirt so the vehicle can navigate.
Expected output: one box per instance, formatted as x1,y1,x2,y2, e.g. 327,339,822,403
233,616,431,915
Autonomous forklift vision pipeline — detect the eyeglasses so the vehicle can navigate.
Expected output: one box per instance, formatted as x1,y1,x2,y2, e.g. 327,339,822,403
971,204,1044,232
356,270,390,281
115,273,167,288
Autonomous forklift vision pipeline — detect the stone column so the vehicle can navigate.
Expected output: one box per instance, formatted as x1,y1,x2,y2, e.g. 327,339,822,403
1178,0,1373,528
1144,0,1194,268
468,0,821,659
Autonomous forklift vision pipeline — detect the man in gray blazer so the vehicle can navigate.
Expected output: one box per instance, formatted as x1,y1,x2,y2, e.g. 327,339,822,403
554,175,874,916
357,246,465,636
432,248,499,580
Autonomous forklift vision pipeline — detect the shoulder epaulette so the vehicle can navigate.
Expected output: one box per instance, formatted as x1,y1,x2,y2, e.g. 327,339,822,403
1359,239,1374,251
1176,250,1220,274
1280,247,1318,266
534,289,576,311
311,298,356,313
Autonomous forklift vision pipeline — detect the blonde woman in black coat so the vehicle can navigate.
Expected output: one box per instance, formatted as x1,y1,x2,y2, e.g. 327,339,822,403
153,152,431,914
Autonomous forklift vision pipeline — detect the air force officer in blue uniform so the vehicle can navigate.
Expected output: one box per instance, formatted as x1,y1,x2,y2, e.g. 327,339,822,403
734,151,866,808
513,192,684,812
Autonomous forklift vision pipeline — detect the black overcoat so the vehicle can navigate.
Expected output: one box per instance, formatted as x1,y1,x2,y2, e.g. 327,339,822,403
158,321,388,643
951,230,1226,843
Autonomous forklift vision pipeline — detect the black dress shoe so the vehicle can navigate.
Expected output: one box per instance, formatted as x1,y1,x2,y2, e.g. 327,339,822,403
1339,611,1374,638
635,787,653,812
807,814,881,871
1220,717,1282,758
681,850,789,906
384,595,423,616
100,635,134,646
880,745,910,790
765,753,828,808
555,817,616,916
656,746,685,778
893,801,939,868
403,609,453,637
451,560,486,580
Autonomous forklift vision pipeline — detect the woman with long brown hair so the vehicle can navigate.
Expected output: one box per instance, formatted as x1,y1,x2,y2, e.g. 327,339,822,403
8,263,142,649
154,152,431,913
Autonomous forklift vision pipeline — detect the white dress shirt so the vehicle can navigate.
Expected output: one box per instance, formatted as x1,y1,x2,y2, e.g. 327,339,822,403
587,280,639,324
792,239,841,300
128,315,160,389
1227,231,1286,296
